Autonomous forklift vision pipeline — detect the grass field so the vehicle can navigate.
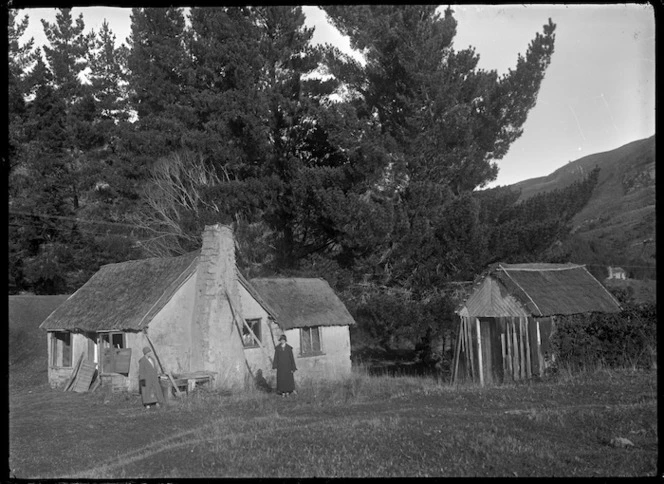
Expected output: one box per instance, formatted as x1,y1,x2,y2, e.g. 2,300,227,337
9,365,658,478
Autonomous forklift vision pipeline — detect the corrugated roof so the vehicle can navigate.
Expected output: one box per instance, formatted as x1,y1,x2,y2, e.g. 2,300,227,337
39,251,199,332
460,277,529,318
459,262,621,317
249,278,356,330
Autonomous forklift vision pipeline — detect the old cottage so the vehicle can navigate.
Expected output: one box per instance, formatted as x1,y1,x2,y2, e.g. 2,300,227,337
39,224,355,393
452,263,621,386
607,266,627,280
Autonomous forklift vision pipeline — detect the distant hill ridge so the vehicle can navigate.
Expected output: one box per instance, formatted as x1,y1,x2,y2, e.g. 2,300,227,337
507,135,655,279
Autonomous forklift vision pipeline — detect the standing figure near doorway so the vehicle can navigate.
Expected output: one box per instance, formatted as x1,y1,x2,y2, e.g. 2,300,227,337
273,335,297,397
139,346,164,408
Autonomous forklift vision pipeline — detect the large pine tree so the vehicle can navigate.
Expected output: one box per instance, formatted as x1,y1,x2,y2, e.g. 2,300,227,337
126,7,191,158
136,6,352,271
9,9,140,294
319,5,556,288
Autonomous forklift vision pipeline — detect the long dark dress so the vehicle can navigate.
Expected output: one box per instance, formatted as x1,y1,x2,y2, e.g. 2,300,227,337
139,355,164,405
273,343,297,394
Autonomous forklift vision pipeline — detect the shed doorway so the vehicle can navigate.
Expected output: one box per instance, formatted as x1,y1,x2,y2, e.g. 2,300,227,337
478,318,503,385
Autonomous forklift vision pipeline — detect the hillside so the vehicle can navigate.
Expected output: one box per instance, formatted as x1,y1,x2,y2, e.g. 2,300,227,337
509,136,656,280
9,295,70,388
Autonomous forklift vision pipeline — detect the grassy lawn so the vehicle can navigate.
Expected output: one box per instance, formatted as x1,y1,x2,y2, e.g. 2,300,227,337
9,367,658,478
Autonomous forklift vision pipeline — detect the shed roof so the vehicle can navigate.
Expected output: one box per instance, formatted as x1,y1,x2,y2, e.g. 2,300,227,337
39,251,199,332
459,262,621,317
249,278,356,330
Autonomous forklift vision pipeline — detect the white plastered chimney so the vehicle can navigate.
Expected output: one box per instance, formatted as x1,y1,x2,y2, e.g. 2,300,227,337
191,224,247,389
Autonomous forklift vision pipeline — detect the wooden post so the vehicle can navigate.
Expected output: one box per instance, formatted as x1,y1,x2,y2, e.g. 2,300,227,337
505,321,513,381
519,318,526,379
476,318,484,387
511,320,519,380
459,318,466,378
536,320,544,376
500,333,507,383
466,317,476,381
524,319,532,379
451,319,463,385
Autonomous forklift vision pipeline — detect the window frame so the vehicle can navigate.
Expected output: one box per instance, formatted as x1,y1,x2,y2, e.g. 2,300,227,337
242,318,262,348
299,326,323,357
50,331,73,367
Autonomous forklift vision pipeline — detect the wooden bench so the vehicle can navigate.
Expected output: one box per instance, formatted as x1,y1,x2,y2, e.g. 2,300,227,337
168,371,217,394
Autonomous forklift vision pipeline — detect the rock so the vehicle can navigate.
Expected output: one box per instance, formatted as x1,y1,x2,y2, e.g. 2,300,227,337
610,437,634,448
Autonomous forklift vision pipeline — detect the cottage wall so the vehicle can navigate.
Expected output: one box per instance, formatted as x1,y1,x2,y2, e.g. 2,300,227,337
144,274,197,376
285,325,352,381
238,280,352,384
238,283,277,378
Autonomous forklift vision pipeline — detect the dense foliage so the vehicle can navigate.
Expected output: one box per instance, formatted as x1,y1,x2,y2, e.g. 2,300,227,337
12,7,622,366
550,292,656,371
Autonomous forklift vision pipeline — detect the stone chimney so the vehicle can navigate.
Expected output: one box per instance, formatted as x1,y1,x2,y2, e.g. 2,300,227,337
191,224,247,389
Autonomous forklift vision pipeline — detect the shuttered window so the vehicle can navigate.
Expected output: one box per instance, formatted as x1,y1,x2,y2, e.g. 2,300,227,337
300,326,322,356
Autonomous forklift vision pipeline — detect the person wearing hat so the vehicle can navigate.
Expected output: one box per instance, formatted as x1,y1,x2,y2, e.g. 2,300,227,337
272,334,297,397
138,346,164,409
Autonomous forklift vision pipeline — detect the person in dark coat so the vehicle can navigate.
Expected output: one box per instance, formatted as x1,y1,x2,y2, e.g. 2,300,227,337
273,335,297,396
139,346,164,408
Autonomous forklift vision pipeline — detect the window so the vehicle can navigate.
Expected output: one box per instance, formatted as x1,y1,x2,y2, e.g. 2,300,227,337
242,319,261,347
300,326,322,356
51,331,72,367
100,332,131,375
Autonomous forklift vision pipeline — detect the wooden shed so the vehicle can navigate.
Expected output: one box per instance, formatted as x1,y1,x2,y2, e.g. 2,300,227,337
452,263,621,386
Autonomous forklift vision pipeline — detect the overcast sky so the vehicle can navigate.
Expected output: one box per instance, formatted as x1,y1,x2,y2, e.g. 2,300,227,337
16,5,655,188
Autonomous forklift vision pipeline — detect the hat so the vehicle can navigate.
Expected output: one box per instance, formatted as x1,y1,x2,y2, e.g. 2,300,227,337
143,346,152,355
279,335,287,342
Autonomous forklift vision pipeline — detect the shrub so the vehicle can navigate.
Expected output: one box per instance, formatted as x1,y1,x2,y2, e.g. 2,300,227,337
550,301,656,371
347,289,458,376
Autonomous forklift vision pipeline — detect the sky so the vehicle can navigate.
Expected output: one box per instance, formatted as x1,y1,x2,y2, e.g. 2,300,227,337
15,5,655,188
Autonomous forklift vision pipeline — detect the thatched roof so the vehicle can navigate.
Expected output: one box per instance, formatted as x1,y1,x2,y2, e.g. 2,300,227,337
39,251,199,332
10,295,70,328
249,278,356,330
461,262,621,317
38,249,354,333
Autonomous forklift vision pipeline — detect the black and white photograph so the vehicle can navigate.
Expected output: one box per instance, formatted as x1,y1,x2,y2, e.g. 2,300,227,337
8,4,656,478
